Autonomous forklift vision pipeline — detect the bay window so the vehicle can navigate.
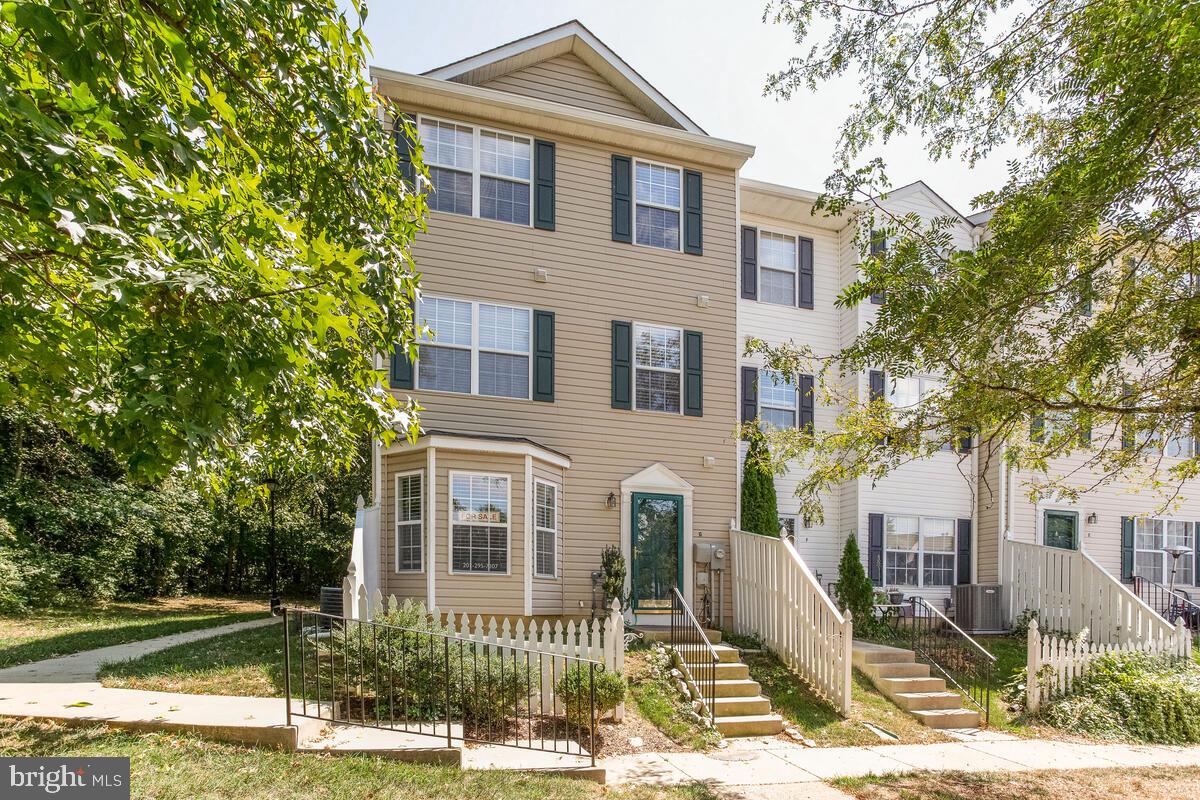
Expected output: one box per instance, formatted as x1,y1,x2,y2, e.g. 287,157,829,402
450,473,509,574
416,297,531,399
394,471,423,572
534,481,558,579
634,323,682,413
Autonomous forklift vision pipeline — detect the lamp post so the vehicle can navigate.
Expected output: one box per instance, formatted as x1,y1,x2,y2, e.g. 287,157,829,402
1167,545,1192,621
262,476,279,615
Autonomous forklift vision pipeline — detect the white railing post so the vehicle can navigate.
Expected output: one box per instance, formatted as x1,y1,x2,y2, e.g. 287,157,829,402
841,609,853,717
1026,617,1041,714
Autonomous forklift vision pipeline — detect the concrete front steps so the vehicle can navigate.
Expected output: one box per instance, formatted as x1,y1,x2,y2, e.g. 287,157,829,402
852,641,981,729
676,642,784,738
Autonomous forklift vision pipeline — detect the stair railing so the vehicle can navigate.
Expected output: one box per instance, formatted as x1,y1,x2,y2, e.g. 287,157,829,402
1132,576,1200,634
670,586,718,725
877,597,996,724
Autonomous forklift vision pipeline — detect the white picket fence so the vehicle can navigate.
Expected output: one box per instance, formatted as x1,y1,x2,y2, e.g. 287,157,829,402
340,583,626,716
1025,616,1192,713
731,528,853,716
1004,539,1175,644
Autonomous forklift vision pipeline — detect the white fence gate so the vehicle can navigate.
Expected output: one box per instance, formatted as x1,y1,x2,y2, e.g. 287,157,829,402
1025,616,1192,712
731,529,853,716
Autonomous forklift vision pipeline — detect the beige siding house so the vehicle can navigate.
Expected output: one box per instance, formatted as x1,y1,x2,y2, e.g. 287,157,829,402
369,22,753,626
350,20,1198,643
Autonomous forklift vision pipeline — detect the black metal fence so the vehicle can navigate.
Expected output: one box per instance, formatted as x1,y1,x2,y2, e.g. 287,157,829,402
281,608,598,764
669,587,717,725
874,597,996,725
1132,576,1200,633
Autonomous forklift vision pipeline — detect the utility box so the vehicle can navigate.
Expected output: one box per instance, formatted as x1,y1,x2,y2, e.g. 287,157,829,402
693,542,712,563
711,544,728,570
954,584,1007,634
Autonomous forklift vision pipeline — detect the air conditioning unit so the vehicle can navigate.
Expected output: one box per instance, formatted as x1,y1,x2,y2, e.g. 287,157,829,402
954,584,1007,634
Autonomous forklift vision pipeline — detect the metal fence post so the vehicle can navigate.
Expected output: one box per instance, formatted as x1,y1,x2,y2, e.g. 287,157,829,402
444,637,453,748
589,661,596,767
282,609,293,728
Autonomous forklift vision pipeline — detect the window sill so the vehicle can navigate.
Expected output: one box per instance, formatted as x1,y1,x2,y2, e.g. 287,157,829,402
412,386,533,403
427,208,532,229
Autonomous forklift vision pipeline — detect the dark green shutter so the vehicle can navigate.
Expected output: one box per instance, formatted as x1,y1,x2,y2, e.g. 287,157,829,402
390,344,414,390
868,514,884,586
611,155,632,243
392,113,417,187
532,310,555,402
798,237,814,309
533,140,556,231
683,330,703,417
611,320,632,409
957,518,972,584
1121,516,1135,581
683,169,703,255
1079,271,1094,316
957,428,973,453
741,226,758,300
1080,420,1092,446
869,370,885,402
1031,414,1045,443
740,366,758,425
798,374,815,433
869,230,887,304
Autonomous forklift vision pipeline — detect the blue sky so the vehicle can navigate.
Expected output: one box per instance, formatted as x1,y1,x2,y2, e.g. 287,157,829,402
361,0,1017,214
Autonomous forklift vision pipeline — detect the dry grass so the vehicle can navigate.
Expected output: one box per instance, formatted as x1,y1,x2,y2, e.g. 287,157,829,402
833,765,1200,799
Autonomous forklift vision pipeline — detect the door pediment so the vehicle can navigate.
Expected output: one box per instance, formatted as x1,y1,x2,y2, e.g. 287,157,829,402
621,462,693,496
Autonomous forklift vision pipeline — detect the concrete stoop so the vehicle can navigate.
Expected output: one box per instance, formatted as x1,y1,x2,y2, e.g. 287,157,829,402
675,642,784,738
852,641,981,729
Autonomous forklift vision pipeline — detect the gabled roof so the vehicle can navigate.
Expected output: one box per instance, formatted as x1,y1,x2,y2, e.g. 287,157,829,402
882,181,975,226
422,20,704,134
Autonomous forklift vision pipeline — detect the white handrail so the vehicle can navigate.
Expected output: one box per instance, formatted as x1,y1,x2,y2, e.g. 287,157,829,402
731,529,853,716
1004,538,1175,644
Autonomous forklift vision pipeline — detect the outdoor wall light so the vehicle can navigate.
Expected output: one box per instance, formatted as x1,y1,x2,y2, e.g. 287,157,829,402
1086,512,1098,525
605,491,618,510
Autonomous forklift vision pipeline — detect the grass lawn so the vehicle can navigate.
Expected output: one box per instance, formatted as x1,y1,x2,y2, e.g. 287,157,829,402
742,651,950,747
0,720,718,800
972,635,1029,733
832,765,1200,799
0,597,267,669
100,618,285,696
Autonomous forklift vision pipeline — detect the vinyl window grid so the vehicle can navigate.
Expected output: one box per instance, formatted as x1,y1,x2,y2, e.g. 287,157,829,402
633,158,682,252
1134,518,1195,585
759,368,796,430
632,322,683,414
884,514,956,588
394,470,424,572
418,115,533,227
533,480,558,579
758,230,798,306
415,296,532,400
448,471,511,575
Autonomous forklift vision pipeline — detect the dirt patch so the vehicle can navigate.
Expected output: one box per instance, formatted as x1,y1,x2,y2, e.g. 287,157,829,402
593,701,691,756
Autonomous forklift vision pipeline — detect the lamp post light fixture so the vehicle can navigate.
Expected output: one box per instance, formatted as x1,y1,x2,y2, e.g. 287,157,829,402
1167,545,1192,603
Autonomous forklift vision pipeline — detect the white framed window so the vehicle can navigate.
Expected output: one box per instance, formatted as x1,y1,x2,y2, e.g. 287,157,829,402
634,159,681,251
418,115,532,226
1137,428,1195,459
885,515,956,588
416,296,531,399
534,480,558,579
759,231,798,306
394,471,423,572
759,368,796,430
1134,518,1195,585
888,376,944,409
779,516,796,538
449,472,510,574
633,323,682,413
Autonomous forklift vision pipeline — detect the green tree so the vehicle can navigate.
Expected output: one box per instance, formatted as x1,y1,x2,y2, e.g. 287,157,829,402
740,435,780,536
754,0,1200,517
0,0,426,486
832,534,873,630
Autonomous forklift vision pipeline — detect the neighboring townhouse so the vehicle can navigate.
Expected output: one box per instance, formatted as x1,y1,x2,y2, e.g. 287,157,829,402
736,180,979,608
369,22,754,627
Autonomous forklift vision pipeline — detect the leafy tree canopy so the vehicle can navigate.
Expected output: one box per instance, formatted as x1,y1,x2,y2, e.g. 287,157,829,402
0,0,426,488
756,0,1200,520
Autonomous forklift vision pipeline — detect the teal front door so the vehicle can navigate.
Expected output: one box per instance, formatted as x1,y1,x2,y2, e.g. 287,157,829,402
631,493,684,613
1044,510,1079,550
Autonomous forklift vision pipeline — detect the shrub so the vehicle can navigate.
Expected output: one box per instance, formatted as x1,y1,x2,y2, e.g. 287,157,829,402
555,664,627,727
833,534,875,632
457,652,537,733
740,435,780,536
1039,651,1200,744
601,545,627,611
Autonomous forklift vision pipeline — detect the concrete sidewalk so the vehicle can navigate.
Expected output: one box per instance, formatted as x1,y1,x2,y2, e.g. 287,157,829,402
602,732,1200,791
